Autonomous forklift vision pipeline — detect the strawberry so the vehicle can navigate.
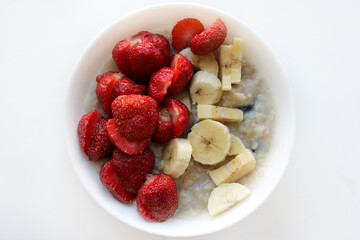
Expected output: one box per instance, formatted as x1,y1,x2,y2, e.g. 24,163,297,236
146,33,170,66
152,107,174,143
167,54,193,95
112,40,132,77
128,42,163,82
99,160,135,202
130,32,170,65
111,95,158,141
111,149,155,194
164,98,190,138
171,18,204,51
112,31,170,83
152,98,189,142
96,71,122,116
96,71,121,83
106,119,150,155
148,67,174,104
136,174,178,222
77,111,100,154
96,72,146,116
111,77,146,98
77,110,115,161
130,31,152,41
87,118,116,161
190,18,227,55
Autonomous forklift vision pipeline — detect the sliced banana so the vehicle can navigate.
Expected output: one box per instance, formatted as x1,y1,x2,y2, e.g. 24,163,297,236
219,45,233,91
197,104,243,122
220,38,244,89
188,120,231,165
179,48,219,76
209,149,256,186
208,183,251,216
230,38,243,84
173,90,191,110
189,71,223,105
229,134,246,156
163,138,192,178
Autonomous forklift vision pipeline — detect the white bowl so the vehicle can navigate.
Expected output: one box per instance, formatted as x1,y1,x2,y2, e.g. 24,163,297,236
65,3,295,237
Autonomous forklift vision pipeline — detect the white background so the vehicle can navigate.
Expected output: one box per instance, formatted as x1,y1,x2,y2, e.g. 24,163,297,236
1,0,359,239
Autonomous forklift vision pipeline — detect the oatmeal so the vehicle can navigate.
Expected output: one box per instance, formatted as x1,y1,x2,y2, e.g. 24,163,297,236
80,18,275,220
84,56,274,219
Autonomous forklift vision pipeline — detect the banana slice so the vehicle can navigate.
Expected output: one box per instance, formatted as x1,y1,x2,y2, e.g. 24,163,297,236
229,134,246,155
163,138,192,178
219,45,233,91
208,183,251,216
209,149,255,185
230,38,243,84
197,104,243,122
220,38,244,89
189,71,223,105
179,48,219,76
188,120,231,165
173,90,191,110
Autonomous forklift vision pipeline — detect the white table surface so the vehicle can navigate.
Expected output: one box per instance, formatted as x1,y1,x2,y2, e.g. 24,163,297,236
1,0,359,239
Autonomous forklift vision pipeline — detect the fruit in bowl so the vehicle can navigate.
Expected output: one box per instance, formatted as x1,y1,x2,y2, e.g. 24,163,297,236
78,15,259,222
66,3,295,237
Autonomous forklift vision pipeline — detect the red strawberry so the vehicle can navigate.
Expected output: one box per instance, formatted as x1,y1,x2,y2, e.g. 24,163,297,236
147,34,171,66
112,77,146,98
130,32,170,66
111,149,155,194
164,98,190,138
190,18,227,55
99,160,135,202
87,118,116,161
128,42,163,82
106,119,150,155
112,40,132,77
96,71,121,83
171,18,204,51
96,72,146,116
167,54,193,95
77,111,100,154
112,31,170,83
111,95,158,141
77,110,115,161
130,31,153,41
136,174,178,222
148,67,174,104
96,71,122,116
152,107,174,143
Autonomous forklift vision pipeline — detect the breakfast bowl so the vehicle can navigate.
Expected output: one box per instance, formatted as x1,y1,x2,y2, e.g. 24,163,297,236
65,2,295,237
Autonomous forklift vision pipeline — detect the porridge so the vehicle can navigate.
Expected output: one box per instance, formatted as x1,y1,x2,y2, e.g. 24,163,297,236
84,57,275,218
77,17,275,221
